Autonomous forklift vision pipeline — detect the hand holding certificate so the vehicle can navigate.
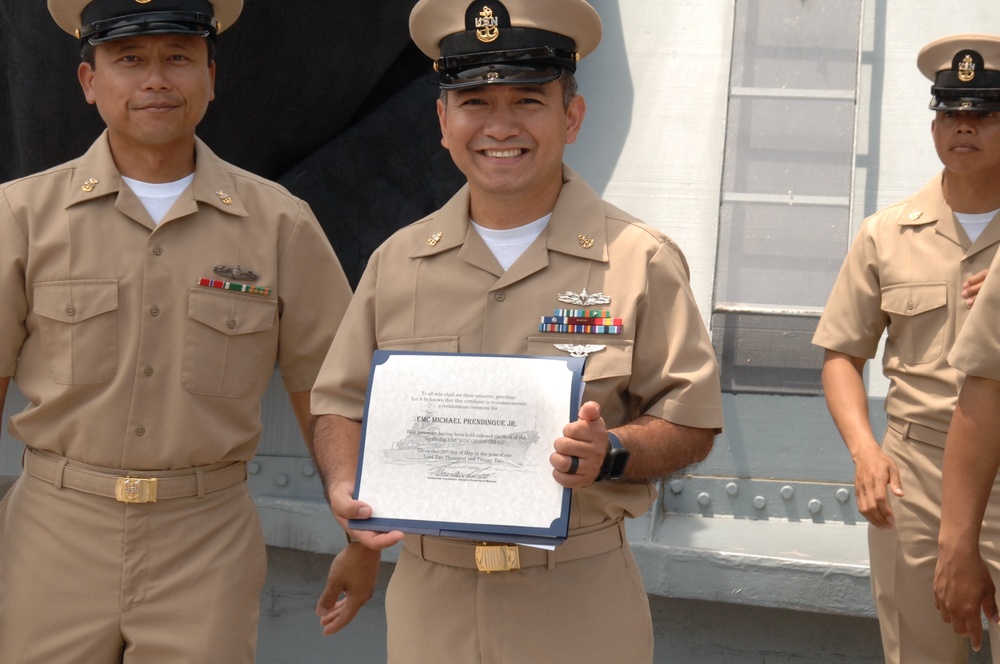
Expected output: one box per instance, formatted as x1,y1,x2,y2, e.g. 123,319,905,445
349,351,585,544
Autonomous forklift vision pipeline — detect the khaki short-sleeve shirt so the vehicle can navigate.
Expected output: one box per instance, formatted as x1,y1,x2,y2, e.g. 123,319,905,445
813,174,1000,432
0,132,352,470
312,165,723,528
950,248,1000,380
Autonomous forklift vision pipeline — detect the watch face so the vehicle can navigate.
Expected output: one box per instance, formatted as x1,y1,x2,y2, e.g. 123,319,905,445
600,433,629,481
607,447,629,479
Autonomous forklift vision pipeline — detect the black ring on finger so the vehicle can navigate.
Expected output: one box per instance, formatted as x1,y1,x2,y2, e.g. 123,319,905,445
567,455,580,475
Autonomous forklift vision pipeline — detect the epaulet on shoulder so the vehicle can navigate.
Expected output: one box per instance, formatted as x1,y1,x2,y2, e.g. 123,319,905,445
863,196,914,227
224,165,297,199
1,160,78,193
605,201,674,246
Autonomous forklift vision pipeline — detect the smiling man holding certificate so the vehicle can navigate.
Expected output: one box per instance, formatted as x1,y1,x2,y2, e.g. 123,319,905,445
308,1,724,661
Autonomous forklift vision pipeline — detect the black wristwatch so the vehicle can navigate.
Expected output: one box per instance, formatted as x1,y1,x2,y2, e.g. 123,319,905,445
596,431,629,481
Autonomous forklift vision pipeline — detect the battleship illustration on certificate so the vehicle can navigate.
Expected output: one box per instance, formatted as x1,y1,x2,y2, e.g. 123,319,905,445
384,406,541,482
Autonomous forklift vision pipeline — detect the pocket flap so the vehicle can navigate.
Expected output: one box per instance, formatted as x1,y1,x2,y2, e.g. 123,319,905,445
528,337,633,381
188,288,277,336
378,336,460,353
33,280,119,324
882,282,947,316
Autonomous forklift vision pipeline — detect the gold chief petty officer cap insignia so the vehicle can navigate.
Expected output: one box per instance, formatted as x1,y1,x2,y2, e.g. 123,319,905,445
48,0,243,44
410,0,603,90
917,33,1000,112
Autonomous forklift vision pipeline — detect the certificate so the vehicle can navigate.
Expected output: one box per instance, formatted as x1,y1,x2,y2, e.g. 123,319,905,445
349,350,585,544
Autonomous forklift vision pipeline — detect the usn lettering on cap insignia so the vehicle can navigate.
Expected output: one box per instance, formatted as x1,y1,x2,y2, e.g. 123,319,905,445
81,178,99,192
477,6,500,43
959,54,976,83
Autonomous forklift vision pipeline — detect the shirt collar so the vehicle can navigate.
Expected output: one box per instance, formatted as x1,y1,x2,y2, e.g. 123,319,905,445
409,164,609,263
65,130,248,220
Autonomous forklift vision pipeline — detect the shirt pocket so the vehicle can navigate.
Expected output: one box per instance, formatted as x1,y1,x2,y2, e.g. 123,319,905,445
377,336,460,353
182,288,278,398
32,280,119,385
881,282,948,365
527,336,633,383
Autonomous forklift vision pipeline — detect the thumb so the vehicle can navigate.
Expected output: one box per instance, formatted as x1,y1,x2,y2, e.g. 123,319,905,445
349,501,373,519
887,464,904,497
578,400,602,425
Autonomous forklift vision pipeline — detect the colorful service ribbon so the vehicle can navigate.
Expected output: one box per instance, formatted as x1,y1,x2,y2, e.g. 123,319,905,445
539,309,622,335
198,277,271,297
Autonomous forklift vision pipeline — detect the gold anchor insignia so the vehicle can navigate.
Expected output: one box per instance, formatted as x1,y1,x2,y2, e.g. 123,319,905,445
908,211,923,221
216,190,233,205
958,54,976,83
427,232,443,246
81,178,99,192
476,6,499,43
578,234,595,249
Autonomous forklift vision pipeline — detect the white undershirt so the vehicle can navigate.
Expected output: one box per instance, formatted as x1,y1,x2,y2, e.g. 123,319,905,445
471,214,551,270
121,174,194,225
954,209,999,243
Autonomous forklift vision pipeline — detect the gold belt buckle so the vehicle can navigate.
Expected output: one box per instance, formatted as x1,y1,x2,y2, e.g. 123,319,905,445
115,476,158,503
475,544,520,573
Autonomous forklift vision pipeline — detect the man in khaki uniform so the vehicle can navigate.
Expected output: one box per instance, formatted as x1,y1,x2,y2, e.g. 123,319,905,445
308,1,723,662
0,1,355,661
936,248,1000,653
814,34,1000,664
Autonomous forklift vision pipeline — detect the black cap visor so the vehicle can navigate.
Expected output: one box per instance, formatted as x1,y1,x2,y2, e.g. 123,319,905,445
80,11,217,44
439,62,566,89
436,45,575,89
930,89,1000,112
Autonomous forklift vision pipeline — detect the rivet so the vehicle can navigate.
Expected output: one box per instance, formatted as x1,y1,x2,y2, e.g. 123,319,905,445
697,492,711,507
668,479,684,494
248,462,260,475
302,464,315,477
780,485,794,500
808,499,823,514
725,482,739,496
836,488,851,503
753,495,766,509
275,474,288,487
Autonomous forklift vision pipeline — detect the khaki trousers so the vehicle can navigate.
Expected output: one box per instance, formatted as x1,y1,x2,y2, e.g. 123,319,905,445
871,425,1000,663
0,468,266,663
386,525,654,663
